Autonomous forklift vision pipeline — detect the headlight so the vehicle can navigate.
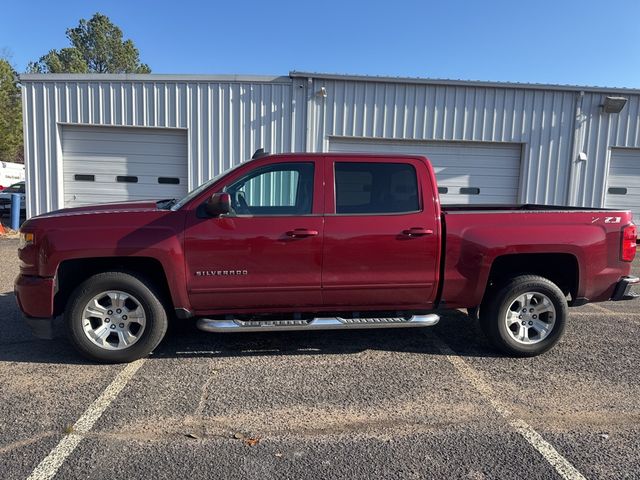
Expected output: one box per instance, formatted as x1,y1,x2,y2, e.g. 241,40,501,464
19,232,35,249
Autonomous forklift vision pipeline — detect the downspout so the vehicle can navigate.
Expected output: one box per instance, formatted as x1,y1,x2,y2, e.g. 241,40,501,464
566,91,585,206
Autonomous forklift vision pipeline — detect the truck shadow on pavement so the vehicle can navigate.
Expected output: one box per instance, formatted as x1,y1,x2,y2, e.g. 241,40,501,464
0,290,501,364
0,291,93,365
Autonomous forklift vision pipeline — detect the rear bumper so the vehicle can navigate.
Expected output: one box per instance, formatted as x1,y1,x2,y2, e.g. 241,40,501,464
611,276,640,301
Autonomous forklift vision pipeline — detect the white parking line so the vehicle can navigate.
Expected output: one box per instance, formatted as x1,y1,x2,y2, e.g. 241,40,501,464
587,303,615,314
578,304,640,324
435,338,586,480
27,359,146,480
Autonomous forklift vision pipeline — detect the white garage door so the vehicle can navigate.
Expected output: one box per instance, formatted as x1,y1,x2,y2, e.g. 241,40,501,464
605,148,640,219
62,125,188,207
328,138,522,204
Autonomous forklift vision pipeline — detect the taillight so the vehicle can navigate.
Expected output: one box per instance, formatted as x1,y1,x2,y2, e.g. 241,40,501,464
622,224,637,262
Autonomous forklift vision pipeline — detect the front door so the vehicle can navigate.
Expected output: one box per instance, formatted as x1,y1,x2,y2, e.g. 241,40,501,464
184,160,324,313
322,157,440,309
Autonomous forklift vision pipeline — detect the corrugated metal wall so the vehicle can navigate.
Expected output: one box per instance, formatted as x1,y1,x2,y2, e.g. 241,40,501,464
571,92,640,207
307,78,580,205
21,75,304,216
21,73,640,216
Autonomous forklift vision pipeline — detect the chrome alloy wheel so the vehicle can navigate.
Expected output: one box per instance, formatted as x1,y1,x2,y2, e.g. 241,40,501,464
81,290,147,350
504,292,556,345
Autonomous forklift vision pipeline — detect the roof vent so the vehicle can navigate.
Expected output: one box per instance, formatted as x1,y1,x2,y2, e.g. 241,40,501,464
252,148,269,159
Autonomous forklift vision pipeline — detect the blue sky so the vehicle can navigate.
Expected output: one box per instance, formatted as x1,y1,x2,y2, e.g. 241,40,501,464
2,0,639,87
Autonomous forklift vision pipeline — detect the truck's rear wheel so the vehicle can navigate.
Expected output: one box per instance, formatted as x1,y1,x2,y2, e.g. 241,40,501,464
65,272,168,363
480,275,567,357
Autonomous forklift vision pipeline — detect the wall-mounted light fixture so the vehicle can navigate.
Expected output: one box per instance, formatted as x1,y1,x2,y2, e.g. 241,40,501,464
316,87,327,98
601,96,628,114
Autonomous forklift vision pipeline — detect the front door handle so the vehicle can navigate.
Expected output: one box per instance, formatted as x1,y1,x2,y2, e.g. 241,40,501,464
287,228,319,238
402,227,434,237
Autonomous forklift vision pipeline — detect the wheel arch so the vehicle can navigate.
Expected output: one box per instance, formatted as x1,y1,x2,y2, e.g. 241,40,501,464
483,253,580,305
54,256,174,317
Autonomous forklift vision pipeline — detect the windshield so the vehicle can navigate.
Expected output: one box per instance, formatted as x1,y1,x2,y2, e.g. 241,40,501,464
170,162,246,211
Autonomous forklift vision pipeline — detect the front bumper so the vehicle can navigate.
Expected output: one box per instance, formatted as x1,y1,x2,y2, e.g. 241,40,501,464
14,274,55,339
611,276,640,301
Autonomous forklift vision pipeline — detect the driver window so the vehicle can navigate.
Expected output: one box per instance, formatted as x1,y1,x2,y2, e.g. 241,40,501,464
225,163,314,216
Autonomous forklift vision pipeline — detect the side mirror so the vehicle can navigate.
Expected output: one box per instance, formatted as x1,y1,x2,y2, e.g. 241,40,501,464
205,192,231,217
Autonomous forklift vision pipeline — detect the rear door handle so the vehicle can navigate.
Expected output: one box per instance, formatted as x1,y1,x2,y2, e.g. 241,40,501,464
402,227,434,237
287,228,319,238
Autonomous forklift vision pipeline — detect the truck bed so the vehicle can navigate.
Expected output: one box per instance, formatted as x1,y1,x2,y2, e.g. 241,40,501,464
442,204,617,213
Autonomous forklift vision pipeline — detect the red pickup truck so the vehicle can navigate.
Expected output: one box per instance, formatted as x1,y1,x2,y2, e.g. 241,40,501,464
15,152,639,363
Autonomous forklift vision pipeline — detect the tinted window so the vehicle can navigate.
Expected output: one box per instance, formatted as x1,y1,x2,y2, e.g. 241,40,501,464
117,176,138,183
74,174,95,182
225,163,314,215
335,162,419,214
158,177,180,185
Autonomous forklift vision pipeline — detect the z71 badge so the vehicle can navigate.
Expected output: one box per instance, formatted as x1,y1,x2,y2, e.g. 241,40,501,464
591,216,622,224
196,270,248,277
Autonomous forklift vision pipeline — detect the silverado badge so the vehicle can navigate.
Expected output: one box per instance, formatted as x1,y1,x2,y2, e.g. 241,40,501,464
196,270,248,277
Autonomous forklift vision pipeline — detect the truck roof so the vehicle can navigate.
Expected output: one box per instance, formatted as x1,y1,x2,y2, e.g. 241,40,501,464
256,152,430,161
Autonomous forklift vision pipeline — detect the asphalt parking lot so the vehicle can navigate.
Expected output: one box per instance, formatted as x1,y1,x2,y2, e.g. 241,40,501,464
1,237,639,479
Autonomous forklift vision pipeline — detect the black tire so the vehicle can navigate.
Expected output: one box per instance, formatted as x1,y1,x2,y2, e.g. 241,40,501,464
479,275,567,357
65,271,168,363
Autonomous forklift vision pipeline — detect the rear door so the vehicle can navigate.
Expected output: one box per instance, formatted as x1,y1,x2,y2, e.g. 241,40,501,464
322,157,441,308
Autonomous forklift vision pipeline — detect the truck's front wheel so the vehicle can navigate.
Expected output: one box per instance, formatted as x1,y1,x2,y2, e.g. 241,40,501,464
480,275,567,357
65,272,168,363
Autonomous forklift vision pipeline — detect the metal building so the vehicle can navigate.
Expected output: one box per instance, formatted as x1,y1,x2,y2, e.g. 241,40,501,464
20,72,640,218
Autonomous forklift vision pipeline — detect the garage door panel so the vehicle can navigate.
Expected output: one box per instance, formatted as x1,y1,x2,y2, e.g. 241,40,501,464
418,148,519,159
609,166,640,175
63,159,186,174
63,155,186,168
606,177,640,188
63,174,187,186
63,127,185,141
62,126,188,208
440,194,516,204
63,140,186,157
605,148,640,219
64,184,186,202
65,184,186,196
64,193,183,205
435,170,520,180
329,138,521,205
436,177,520,188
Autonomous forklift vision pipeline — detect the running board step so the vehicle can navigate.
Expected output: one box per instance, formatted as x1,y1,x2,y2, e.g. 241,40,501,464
196,314,440,333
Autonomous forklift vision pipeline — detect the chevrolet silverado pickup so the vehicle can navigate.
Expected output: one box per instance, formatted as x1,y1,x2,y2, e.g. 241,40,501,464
15,152,639,363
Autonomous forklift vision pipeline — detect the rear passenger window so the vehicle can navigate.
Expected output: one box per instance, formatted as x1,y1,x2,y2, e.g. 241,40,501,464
335,162,419,214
